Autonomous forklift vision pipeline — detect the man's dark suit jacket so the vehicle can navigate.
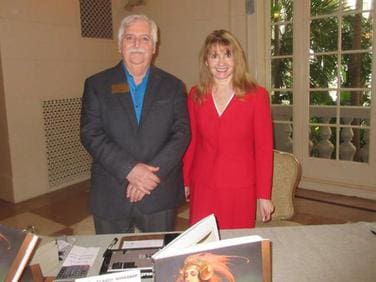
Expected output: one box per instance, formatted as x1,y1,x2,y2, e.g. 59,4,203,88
80,62,190,220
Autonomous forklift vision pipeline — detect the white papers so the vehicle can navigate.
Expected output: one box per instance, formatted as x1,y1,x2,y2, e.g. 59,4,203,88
122,239,164,249
152,214,219,260
75,269,141,282
62,245,99,267
56,237,76,261
30,239,60,275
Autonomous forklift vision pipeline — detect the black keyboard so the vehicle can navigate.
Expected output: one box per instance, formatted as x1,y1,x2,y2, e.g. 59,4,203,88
56,265,90,281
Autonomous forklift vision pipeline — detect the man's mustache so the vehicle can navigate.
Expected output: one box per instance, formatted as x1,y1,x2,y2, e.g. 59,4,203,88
127,48,146,53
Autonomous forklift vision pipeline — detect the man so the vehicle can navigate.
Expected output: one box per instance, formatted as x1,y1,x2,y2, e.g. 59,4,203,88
80,14,190,234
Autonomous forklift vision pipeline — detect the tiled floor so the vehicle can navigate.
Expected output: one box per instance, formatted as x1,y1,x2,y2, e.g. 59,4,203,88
0,180,375,236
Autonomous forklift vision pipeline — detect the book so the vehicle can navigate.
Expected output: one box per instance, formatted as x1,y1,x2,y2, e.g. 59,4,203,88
99,233,180,280
76,269,141,282
0,224,39,282
152,214,271,282
118,233,180,250
19,264,44,282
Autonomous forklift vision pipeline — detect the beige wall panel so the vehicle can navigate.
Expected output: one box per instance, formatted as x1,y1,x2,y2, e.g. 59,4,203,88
154,16,233,85
2,60,50,201
125,0,244,88
248,0,265,84
2,57,121,202
192,0,230,20
230,0,247,16
136,0,194,27
230,15,248,52
0,20,118,62
0,49,14,202
0,0,254,202
157,57,198,91
0,0,124,202
0,0,78,26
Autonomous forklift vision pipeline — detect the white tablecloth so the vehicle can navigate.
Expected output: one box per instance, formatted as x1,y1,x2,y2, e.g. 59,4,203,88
32,222,376,282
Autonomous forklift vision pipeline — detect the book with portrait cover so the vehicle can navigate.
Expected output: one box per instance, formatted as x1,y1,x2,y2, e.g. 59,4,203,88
152,214,271,282
0,224,39,282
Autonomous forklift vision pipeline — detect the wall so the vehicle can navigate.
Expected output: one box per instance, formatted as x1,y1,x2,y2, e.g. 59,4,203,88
0,46,13,201
127,0,251,89
0,0,124,202
0,0,255,203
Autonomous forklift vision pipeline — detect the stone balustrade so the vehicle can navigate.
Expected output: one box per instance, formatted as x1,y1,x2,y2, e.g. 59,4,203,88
271,105,370,162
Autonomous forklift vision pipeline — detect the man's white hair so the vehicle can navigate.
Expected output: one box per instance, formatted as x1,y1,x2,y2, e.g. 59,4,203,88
117,14,158,51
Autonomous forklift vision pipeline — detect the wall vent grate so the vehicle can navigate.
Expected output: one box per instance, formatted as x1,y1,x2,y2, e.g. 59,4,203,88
79,0,113,39
42,98,91,188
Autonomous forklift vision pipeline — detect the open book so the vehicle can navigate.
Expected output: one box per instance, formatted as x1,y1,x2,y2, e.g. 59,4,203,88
99,232,180,280
0,224,39,282
152,214,271,282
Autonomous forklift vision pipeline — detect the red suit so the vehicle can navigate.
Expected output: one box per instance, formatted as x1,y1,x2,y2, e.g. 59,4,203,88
183,86,273,229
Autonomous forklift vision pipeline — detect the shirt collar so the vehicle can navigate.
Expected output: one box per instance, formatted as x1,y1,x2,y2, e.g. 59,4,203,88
122,63,150,87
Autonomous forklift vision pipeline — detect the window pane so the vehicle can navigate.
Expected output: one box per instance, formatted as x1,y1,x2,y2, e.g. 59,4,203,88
310,126,336,159
342,0,373,11
310,90,336,105
340,107,370,126
311,0,339,16
355,128,370,163
271,0,293,23
340,90,371,106
310,54,338,88
271,58,293,88
340,102,370,129
311,17,338,52
341,52,372,88
339,127,369,162
271,24,293,55
342,12,373,51
310,106,337,124
271,90,293,105
339,126,356,161
273,121,293,152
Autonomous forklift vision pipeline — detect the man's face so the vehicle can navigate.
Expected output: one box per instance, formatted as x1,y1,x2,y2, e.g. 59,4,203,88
121,19,155,73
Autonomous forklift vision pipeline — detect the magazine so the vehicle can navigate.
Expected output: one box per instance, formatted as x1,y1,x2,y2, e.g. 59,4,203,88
0,224,39,282
152,214,271,282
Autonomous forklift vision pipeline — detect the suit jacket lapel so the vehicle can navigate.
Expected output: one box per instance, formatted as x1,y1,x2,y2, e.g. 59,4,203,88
111,62,138,132
140,66,160,127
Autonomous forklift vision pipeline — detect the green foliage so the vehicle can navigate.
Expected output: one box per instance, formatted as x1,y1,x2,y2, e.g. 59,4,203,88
271,0,372,106
271,0,372,157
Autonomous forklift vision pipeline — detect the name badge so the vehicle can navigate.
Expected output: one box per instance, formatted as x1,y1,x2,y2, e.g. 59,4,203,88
112,83,129,94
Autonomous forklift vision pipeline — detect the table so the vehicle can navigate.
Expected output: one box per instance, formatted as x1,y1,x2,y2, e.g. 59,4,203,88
222,222,376,282
31,222,376,281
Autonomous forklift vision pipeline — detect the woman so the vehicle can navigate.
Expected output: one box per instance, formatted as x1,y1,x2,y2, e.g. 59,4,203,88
183,30,274,229
176,253,236,282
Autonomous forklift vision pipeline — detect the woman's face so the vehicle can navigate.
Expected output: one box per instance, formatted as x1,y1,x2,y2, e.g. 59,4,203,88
206,44,234,83
184,265,201,282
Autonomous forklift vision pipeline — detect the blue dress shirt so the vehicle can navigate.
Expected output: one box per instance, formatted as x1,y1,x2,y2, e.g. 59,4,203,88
123,64,150,124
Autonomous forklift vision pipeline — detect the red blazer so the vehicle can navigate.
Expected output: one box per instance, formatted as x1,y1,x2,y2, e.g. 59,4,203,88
183,86,273,199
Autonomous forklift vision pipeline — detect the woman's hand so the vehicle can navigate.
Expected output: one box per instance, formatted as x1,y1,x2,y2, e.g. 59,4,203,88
184,186,190,202
259,199,275,222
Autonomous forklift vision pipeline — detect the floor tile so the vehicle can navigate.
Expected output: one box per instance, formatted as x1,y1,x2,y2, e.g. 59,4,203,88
52,227,74,236
0,199,19,221
32,194,90,226
296,188,376,212
0,212,66,236
70,215,95,235
174,216,189,231
1,180,375,236
176,202,189,220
